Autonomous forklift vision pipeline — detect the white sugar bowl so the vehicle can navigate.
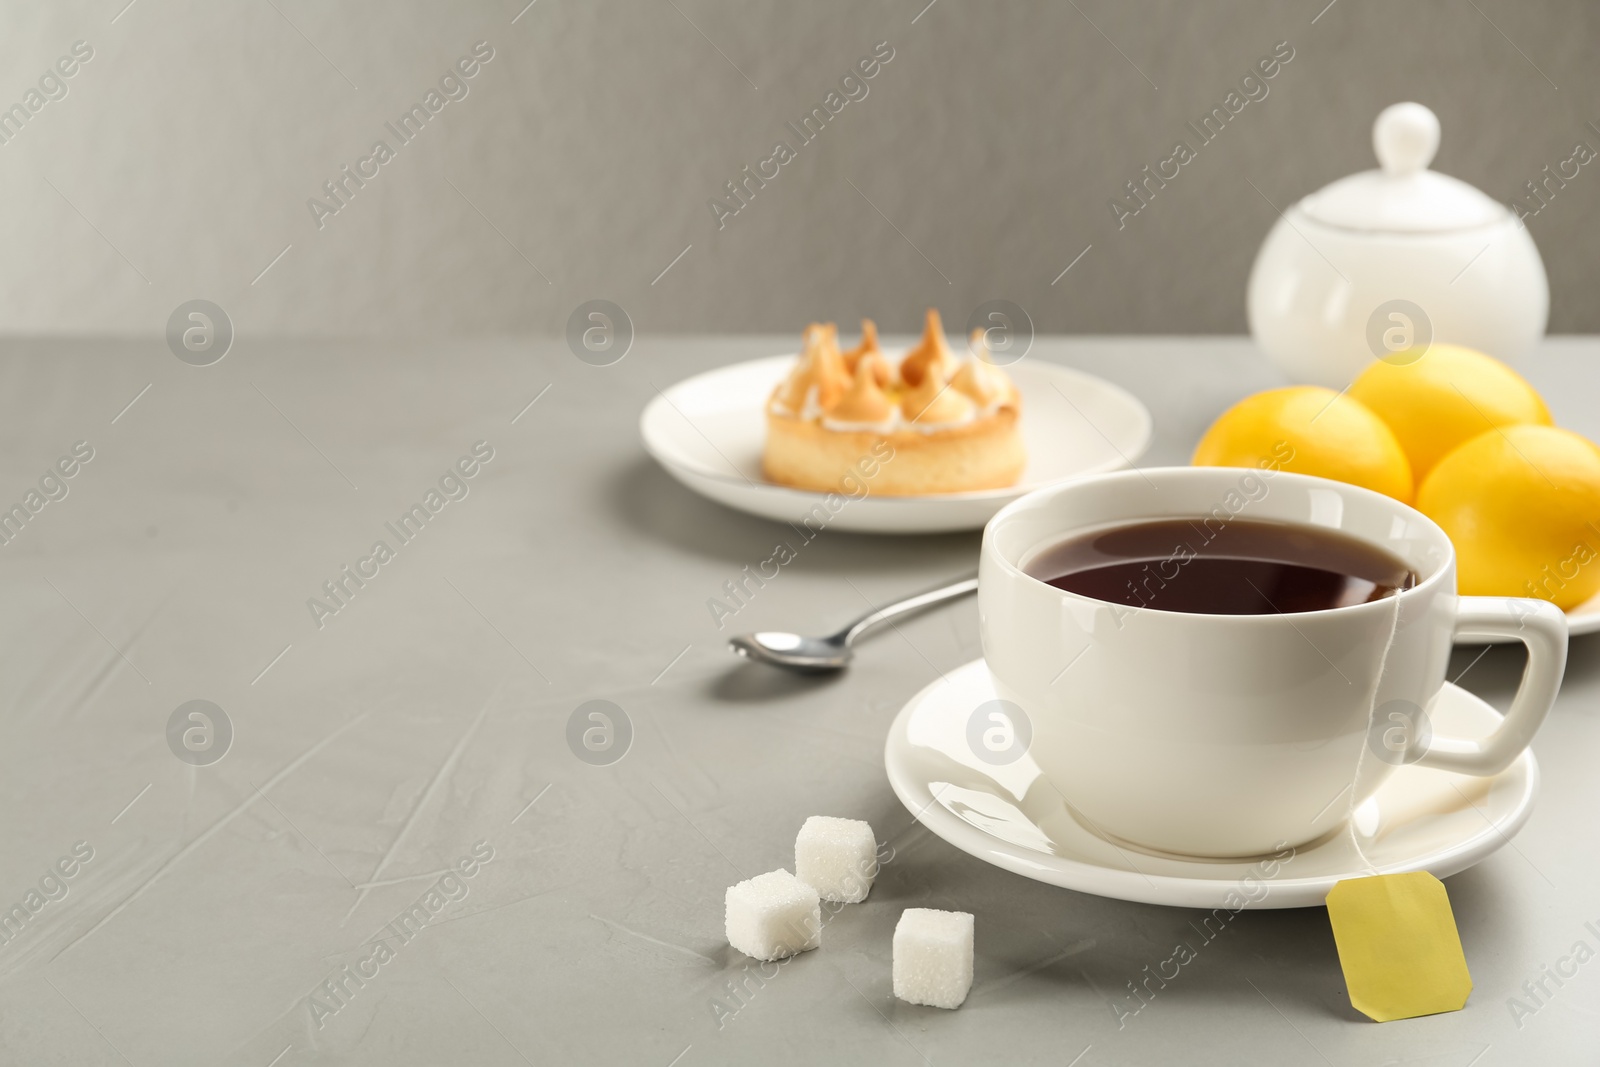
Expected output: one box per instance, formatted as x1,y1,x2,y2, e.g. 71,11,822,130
1247,102,1548,387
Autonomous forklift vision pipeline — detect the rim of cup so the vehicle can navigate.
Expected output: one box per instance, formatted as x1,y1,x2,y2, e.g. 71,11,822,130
982,465,1456,622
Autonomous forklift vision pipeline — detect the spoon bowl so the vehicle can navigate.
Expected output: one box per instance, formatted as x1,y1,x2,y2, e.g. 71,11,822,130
727,575,977,674
730,632,853,672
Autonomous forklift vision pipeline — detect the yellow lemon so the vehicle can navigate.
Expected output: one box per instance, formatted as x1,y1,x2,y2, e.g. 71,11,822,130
1192,386,1413,501
1417,425,1600,610
1348,343,1552,482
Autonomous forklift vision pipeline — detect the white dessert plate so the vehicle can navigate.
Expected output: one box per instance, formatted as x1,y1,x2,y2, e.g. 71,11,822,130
884,658,1538,909
639,354,1152,534
1565,596,1600,638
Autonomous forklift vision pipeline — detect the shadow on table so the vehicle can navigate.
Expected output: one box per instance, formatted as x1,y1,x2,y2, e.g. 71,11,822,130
1561,629,1600,690
603,454,981,571
707,659,843,704
1449,628,1600,708
603,456,788,564
869,801,1517,1027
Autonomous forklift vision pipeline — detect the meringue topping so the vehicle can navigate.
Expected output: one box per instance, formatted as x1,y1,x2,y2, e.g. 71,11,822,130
773,311,1014,433
843,319,892,387
827,356,897,427
901,366,977,428
772,323,849,415
951,328,1015,409
899,309,959,388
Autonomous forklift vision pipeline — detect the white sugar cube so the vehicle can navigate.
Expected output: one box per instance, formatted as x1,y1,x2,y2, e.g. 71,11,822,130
795,816,879,903
893,908,974,1009
725,869,821,961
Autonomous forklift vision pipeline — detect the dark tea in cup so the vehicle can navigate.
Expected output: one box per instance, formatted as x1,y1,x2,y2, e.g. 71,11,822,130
1024,518,1416,616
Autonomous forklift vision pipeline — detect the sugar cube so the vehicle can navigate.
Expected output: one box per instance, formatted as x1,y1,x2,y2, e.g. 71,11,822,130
795,816,879,903
893,908,974,1009
725,869,821,961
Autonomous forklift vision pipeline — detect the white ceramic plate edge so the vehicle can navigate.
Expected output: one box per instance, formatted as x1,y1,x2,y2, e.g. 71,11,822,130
1464,596,1599,643
639,355,1153,534
1568,599,1600,637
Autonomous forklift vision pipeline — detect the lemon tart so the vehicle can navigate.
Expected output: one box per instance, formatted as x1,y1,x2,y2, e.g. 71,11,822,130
763,310,1025,496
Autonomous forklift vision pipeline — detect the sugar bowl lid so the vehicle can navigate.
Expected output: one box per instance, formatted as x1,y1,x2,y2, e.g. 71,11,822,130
1297,103,1507,233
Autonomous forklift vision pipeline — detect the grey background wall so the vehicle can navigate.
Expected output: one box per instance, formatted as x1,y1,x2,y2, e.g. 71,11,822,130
0,0,1594,337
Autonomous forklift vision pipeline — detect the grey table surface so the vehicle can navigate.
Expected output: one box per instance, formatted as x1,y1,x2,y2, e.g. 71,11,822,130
1,335,1597,1066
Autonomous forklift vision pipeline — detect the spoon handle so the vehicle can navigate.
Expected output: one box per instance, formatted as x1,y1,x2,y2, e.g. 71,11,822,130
837,574,979,646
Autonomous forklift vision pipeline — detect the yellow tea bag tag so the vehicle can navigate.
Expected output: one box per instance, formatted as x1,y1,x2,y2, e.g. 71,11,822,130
1326,872,1472,1022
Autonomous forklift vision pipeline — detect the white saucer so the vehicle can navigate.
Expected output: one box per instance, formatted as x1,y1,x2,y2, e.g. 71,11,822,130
884,659,1539,909
639,354,1152,534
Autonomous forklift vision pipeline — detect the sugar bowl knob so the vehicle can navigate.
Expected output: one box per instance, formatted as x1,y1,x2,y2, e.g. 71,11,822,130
1373,102,1440,176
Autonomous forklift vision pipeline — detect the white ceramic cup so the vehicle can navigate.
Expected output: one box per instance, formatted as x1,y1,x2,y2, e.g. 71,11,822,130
979,466,1567,858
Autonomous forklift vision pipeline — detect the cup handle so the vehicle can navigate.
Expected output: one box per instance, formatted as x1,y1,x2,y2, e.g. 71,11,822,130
1412,597,1568,776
